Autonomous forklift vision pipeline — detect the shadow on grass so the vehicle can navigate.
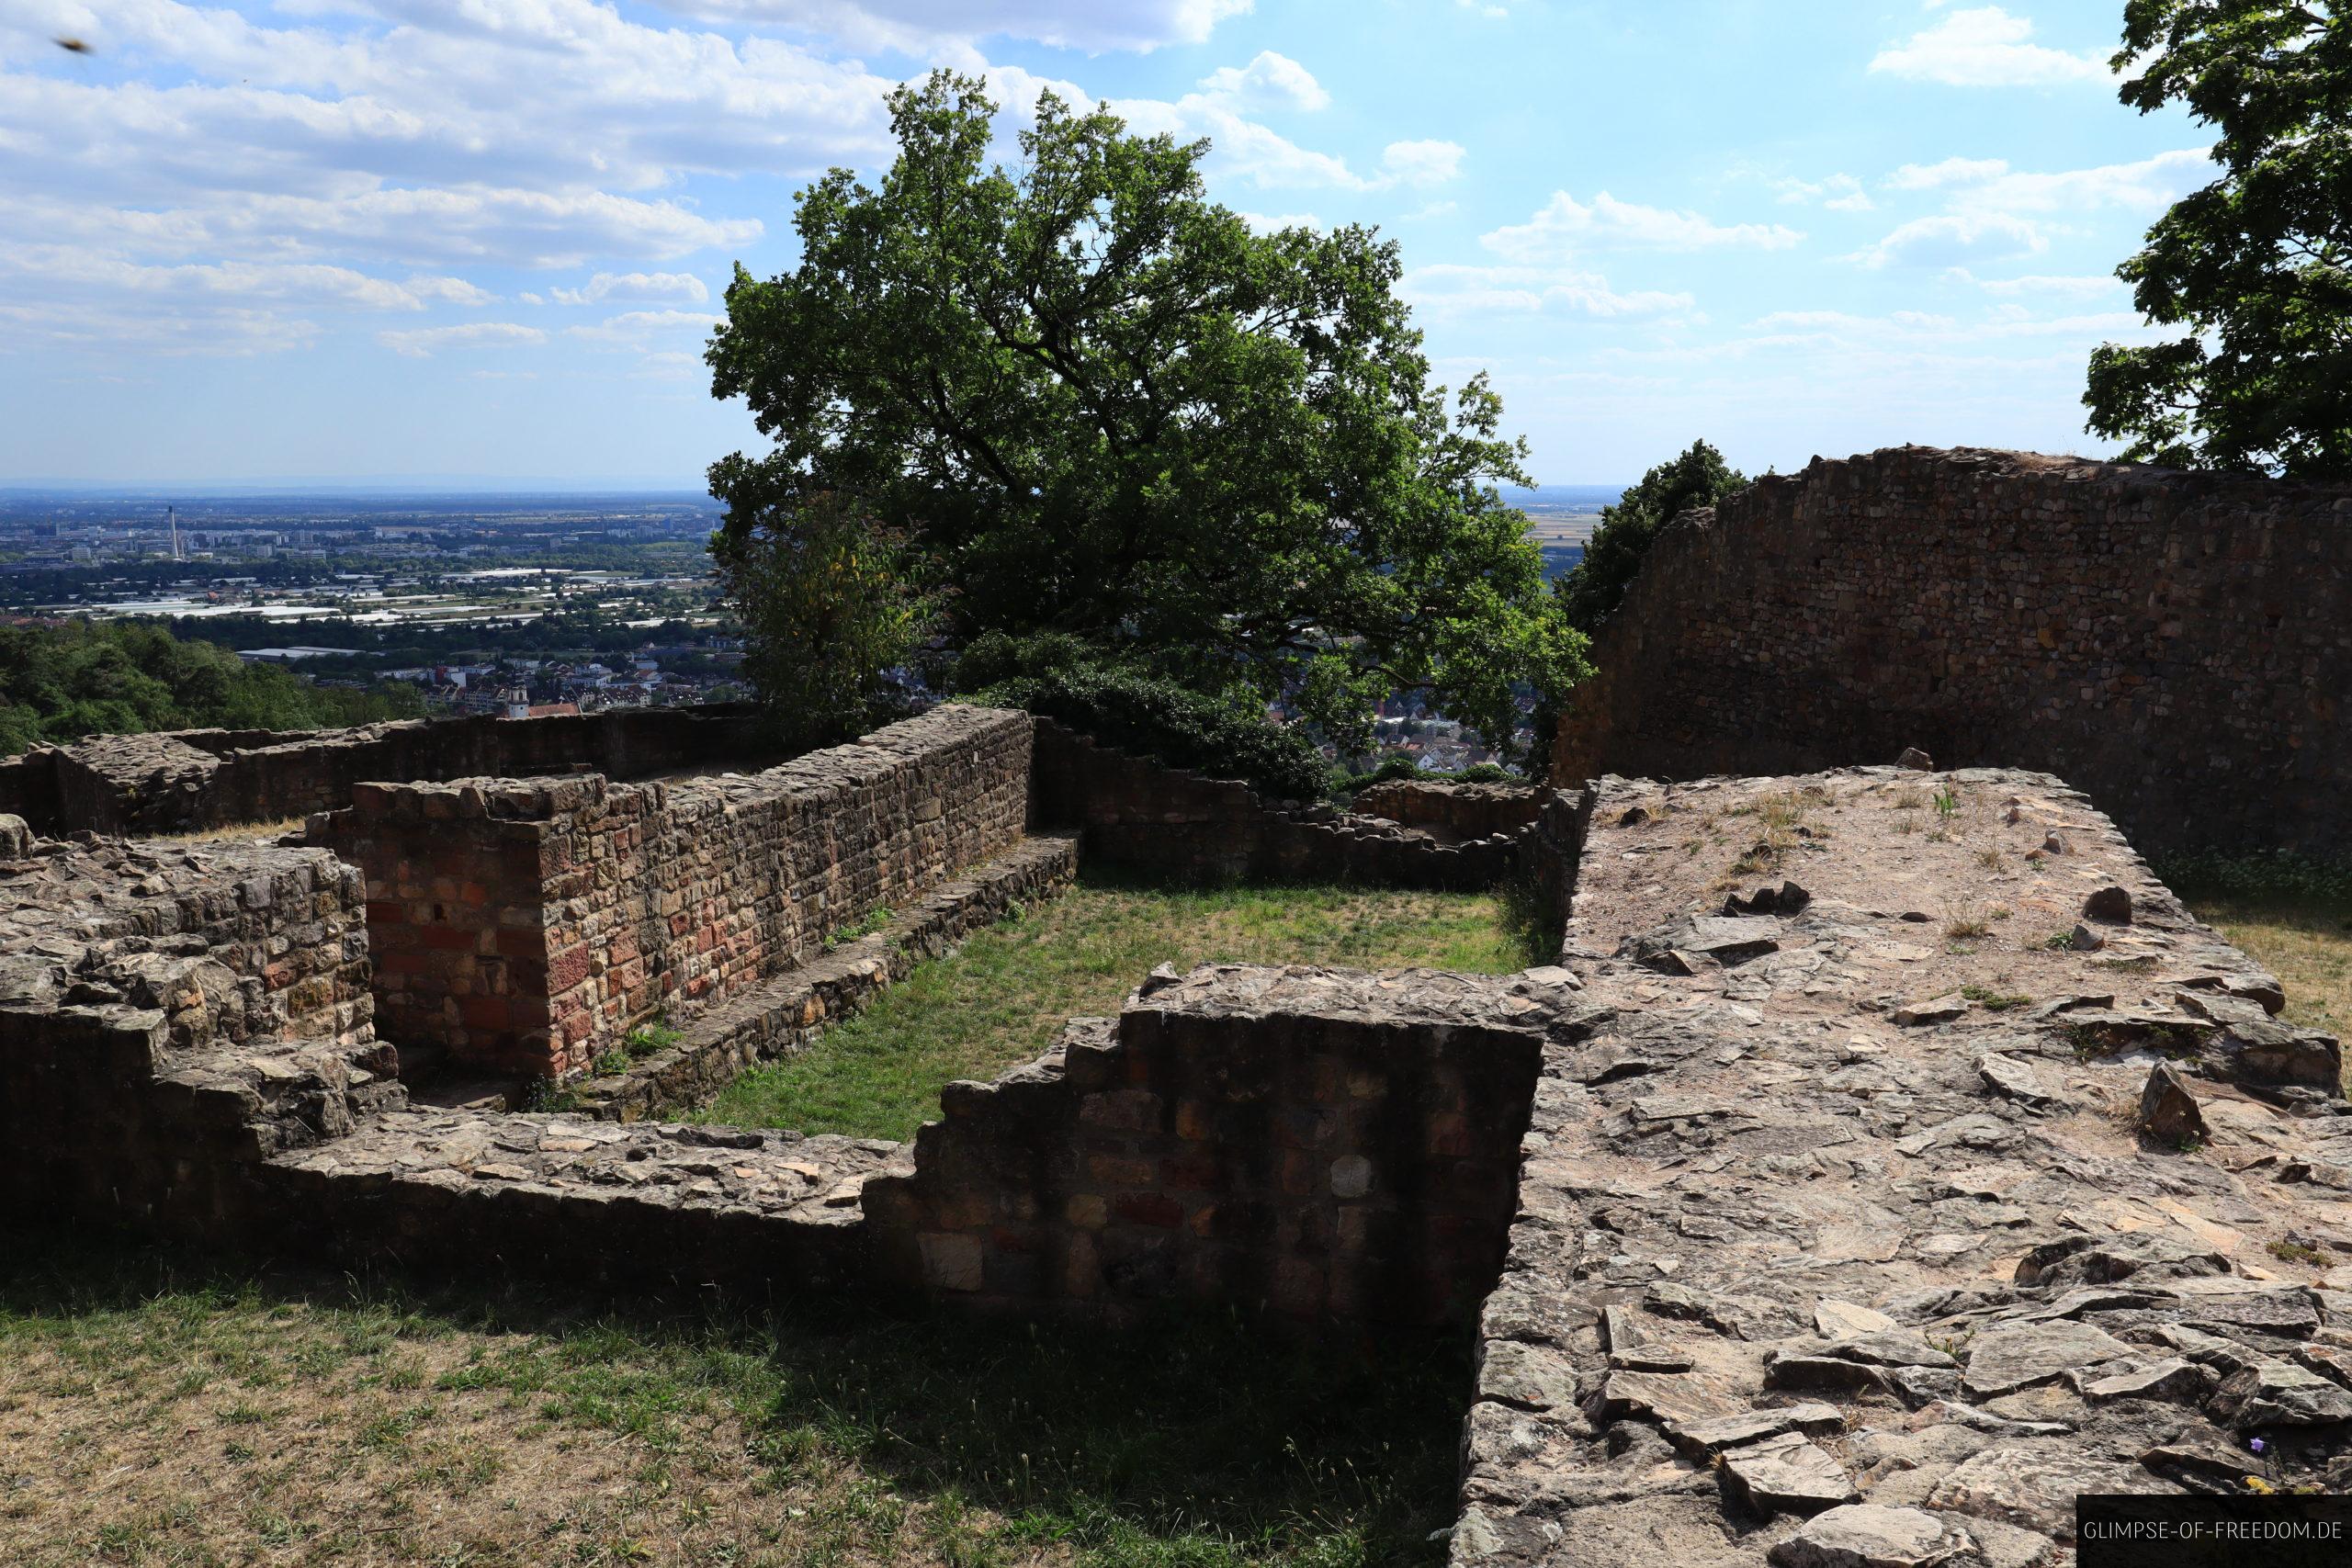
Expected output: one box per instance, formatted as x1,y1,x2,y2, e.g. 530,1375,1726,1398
0,1224,1469,1567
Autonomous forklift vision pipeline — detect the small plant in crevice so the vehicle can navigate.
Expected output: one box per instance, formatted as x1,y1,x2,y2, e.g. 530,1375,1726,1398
1960,983,2031,1012
828,906,896,946
2268,1238,2326,1268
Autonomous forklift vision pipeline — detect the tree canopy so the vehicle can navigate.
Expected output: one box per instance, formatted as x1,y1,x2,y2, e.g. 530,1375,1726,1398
2085,0,2352,478
0,620,424,757
706,71,1582,761
1554,440,1747,637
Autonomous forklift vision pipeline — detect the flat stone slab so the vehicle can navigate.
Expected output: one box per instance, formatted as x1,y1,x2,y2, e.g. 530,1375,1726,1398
270,1109,898,1226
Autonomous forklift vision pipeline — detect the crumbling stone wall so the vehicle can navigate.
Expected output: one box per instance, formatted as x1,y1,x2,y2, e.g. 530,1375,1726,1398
0,703,779,838
1352,780,1545,842
320,705,1034,1078
0,830,389,1234
1033,720,1525,889
1551,446,2352,858
862,965,1582,1325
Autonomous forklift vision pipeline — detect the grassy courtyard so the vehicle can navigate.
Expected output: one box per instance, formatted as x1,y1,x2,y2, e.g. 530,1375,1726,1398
693,874,1544,1142
0,1233,1464,1568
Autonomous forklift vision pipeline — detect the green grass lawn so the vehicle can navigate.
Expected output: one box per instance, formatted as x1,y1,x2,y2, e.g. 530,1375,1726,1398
694,873,1544,1142
0,1232,1463,1568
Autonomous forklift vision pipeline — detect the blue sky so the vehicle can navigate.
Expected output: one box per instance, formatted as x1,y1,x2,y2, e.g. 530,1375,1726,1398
0,0,2205,486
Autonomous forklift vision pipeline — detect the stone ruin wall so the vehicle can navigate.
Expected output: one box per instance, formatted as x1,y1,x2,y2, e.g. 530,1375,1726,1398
0,702,780,839
1033,717,1531,890
1351,779,1546,842
318,705,1034,1078
0,829,387,1235
1551,446,2352,860
862,966,1567,1325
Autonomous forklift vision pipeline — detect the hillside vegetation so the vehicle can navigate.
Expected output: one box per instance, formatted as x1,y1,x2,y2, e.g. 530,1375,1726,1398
0,620,424,757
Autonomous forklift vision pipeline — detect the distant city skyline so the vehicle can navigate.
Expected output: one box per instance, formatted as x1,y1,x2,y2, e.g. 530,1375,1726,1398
0,2,2201,486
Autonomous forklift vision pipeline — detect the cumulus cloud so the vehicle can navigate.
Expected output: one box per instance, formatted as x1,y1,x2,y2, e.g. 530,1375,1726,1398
1773,173,1873,212
550,271,713,306
1196,51,1329,113
1380,140,1464,188
1399,262,1696,321
653,0,1252,54
566,309,718,341
1111,79,1460,193
1870,6,2109,87
1954,270,2129,298
1481,192,1803,263
378,321,548,357
0,0,870,360
1847,211,2047,269
1885,156,2012,191
1935,149,2213,214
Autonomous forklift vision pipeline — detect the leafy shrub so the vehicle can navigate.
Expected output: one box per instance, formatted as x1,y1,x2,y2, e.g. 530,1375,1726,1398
1332,757,1518,795
977,666,1332,804
2156,850,2352,911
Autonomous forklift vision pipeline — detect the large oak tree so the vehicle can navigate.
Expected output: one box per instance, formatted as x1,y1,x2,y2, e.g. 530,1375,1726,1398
2086,1,2352,477
707,71,1582,759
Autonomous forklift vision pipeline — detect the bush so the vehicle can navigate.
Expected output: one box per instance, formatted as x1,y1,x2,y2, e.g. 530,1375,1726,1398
2157,850,2352,911
1331,758,1518,795
977,666,1331,804
0,620,425,757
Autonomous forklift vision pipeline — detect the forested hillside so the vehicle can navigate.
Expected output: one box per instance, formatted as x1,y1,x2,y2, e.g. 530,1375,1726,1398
0,620,424,756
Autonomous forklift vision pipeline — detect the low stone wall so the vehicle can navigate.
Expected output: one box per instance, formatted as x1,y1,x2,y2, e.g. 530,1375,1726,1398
1551,446,2352,859
319,705,1035,1079
860,965,1584,1325
1351,781,1545,842
562,834,1079,1122
0,832,390,1235
0,703,780,838
1032,719,1523,889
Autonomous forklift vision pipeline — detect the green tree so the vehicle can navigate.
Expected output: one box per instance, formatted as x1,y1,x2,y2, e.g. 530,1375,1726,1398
1554,440,1747,636
0,620,423,756
2085,1,2352,477
706,70,1582,763
707,491,930,752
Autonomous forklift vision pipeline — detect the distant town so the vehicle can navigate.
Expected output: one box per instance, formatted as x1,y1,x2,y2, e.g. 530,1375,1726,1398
0,484,1607,768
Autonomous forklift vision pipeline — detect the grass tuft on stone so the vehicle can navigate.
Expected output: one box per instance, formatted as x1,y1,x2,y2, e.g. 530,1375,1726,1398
693,871,1544,1142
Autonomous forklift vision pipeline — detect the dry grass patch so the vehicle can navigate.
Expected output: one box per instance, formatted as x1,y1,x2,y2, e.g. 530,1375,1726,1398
1,1235,1464,1568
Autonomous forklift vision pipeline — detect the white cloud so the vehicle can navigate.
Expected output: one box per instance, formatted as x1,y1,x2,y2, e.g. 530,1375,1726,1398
550,271,712,306
1381,140,1464,188
1482,192,1803,263
1196,51,1329,113
564,309,719,346
1954,270,2128,298
1885,156,2011,191
1400,262,1695,321
1847,212,2047,269
1939,148,2212,215
378,321,548,357
1235,210,1324,232
1773,173,1873,212
655,0,1252,54
1111,85,1458,192
1870,6,2109,87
